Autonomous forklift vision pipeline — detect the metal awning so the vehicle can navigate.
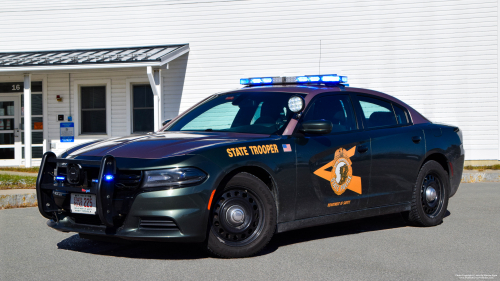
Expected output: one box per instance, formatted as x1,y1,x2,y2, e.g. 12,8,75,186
0,44,189,72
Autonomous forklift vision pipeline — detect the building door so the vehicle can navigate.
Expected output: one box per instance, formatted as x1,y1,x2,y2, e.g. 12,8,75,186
0,97,21,165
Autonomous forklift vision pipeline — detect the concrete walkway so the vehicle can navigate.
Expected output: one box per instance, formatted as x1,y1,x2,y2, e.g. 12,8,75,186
0,189,36,195
0,170,38,177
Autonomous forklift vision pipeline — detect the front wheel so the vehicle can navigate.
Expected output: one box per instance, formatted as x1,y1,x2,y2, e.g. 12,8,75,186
207,172,277,258
405,160,450,226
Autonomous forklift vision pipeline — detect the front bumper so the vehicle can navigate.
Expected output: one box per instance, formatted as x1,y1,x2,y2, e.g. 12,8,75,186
36,152,220,242
48,187,209,242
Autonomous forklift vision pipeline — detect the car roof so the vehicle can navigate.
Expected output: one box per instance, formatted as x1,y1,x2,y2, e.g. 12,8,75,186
223,84,429,124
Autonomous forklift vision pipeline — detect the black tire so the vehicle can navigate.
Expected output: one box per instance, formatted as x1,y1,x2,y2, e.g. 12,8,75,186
207,172,277,258
405,160,449,227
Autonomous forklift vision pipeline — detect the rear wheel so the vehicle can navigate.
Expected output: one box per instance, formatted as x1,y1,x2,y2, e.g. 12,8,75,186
405,160,449,226
207,172,276,258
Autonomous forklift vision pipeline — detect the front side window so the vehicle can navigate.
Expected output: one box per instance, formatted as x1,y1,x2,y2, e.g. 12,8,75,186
165,92,301,135
81,86,106,134
358,96,397,128
133,85,154,133
302,94,357,133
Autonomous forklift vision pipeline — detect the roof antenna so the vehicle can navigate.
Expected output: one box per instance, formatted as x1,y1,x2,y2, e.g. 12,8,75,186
319,40,322,74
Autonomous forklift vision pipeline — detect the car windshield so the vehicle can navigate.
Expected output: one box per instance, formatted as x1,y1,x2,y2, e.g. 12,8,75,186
164,92,303,135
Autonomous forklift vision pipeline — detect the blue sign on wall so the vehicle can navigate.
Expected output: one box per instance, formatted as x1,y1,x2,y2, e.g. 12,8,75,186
60,122,74,142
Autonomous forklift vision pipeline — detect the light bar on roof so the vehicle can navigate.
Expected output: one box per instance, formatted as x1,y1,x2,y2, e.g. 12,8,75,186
240,77,280,85
239,74,348,86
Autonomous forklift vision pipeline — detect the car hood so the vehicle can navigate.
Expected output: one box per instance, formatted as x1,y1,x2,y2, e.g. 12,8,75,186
67,131,267,159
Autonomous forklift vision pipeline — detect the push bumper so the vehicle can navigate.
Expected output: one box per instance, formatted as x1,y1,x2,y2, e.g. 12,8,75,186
37,152,219,242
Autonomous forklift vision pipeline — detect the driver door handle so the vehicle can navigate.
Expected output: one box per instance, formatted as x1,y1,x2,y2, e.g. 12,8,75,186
412,136,422,144
357,145,368,154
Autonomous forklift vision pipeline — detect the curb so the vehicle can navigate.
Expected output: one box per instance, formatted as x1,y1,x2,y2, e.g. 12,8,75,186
461,172,500,183
0,190,37,209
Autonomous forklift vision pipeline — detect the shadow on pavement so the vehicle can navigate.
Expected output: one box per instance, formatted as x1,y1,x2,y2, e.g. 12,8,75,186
57,211,451,259
57,234,209,260
262,213,407,255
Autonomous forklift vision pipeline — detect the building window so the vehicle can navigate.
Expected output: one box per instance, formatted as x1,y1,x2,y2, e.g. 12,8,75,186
81,86,106,134
132,85,154,133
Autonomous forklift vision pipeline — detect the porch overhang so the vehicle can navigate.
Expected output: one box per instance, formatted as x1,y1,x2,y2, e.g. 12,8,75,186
0,44,189,73
0,44,189,166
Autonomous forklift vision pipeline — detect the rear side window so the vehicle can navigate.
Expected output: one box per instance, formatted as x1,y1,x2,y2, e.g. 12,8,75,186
302,94,357,133
393,105,409,125
358,96,397,128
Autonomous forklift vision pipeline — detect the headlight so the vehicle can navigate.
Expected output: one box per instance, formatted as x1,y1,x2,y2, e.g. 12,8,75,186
142,168,207,189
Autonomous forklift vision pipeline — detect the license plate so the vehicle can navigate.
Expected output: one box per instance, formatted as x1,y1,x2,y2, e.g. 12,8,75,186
70,193,97,215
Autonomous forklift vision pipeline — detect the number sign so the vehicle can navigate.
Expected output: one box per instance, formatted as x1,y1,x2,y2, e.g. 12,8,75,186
0,82,43,93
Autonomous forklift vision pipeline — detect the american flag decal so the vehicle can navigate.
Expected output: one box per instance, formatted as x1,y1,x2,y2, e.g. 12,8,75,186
282,144,292,152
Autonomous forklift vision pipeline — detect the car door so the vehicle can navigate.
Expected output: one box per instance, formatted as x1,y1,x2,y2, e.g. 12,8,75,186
352,94,425,207
294,93,371,219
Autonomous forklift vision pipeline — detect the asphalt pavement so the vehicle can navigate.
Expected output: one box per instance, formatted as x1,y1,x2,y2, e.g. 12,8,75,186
1,183,498,281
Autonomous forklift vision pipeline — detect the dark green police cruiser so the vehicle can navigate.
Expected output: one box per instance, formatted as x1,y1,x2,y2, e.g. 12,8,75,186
36,74,464,258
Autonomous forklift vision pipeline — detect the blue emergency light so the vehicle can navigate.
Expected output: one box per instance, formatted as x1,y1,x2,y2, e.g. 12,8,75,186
56,176,65,181
240,77,277,85
104,175,114,181
240,74,348,86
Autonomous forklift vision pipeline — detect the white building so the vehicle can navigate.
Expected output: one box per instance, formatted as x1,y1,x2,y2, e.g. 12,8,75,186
0,0,498,166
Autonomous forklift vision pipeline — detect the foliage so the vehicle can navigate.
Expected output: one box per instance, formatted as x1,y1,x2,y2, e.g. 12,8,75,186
0,167,39,173
0,174,37,190
464,164,500,171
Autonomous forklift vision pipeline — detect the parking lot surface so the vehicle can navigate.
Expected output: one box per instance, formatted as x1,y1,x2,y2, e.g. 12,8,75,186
1,183,498,281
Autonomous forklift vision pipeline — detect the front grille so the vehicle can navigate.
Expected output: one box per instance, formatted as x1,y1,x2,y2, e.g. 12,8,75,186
55,165,100,188
139,217,178,230
49,162,143,228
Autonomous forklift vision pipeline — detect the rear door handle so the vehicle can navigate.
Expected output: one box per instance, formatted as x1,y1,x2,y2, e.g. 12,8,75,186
412,136,422,143
357,145,368,153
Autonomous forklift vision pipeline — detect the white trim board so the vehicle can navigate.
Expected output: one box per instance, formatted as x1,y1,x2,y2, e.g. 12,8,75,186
42,75,48,154
0,62,157,73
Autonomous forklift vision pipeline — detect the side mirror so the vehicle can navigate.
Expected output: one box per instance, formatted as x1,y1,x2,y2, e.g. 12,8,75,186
299,120,332,134
162,119,172,126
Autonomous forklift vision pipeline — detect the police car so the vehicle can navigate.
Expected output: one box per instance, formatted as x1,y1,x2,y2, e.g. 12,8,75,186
36,74,464,258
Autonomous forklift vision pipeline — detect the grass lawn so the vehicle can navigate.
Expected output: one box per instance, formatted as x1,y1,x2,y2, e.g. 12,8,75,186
464,164,500,171
0,167,39,173
0,174,37,190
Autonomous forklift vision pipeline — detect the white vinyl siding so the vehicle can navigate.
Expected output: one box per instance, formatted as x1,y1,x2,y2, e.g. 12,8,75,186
44,69,147,154
0,0,498,160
